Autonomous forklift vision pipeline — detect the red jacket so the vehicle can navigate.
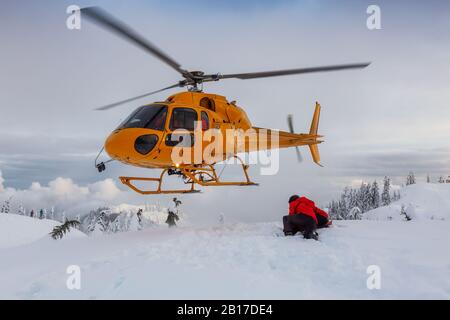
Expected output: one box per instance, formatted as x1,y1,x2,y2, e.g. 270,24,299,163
289,196,329,224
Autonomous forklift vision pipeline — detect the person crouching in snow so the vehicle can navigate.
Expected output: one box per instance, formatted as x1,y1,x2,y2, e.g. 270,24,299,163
283,195,330,240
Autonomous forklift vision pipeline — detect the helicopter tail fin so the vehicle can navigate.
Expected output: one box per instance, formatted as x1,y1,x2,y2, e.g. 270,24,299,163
308,102,323,167
309,102,321,136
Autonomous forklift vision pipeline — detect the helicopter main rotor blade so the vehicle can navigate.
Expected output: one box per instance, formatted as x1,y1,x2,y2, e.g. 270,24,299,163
95,83,181,111
81,7,191,78
217,63,370,80
287,114,303,162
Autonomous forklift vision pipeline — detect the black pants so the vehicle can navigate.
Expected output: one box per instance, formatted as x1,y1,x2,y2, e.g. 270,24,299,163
283,214,317,239
316,214,329,229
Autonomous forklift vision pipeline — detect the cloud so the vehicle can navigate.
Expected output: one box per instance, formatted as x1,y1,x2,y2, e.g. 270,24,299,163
89,179,122,201
0,174,142,218
0,170,4,192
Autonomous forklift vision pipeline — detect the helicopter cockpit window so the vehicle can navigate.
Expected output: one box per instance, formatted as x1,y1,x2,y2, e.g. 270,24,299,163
170,108,198,131
118,104,167,131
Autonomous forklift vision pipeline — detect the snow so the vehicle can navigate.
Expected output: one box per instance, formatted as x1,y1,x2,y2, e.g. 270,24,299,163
0,216,449,299
364,183,450,221
1,183,450,299
0,214,85,249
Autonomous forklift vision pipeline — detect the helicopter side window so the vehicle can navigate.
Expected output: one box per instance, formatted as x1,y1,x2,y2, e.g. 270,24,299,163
201,111,209,131
118,105,167,130
170,108,198,131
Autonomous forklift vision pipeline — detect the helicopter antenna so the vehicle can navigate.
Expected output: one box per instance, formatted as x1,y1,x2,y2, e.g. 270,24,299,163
81,7,371,110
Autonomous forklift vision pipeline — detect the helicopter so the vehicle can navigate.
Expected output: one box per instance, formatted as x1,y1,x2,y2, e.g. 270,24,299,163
82,7,370,195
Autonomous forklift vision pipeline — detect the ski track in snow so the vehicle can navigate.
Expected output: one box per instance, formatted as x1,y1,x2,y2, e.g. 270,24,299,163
0,215,449,299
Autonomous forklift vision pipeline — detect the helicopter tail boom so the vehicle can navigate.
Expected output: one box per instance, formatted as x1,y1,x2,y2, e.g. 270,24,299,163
250,102,323,165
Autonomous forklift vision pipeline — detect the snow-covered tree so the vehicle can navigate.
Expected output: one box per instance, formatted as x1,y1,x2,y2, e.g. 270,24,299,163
370,181,381,209
381,176,391,206
338,187,350,219
391,190,400,202
359,183,372,212
349,207,362,220
427,174,431,183
98,211,110,232
1,197,12,214
400,204,412,221
406,172,416,186
18,204,26,216
438,176,445,183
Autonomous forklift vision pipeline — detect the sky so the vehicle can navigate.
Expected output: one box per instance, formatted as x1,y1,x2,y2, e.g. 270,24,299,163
1,0,450,222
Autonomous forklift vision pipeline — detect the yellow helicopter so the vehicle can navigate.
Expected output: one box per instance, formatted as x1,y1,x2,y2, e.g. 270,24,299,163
83,7,370,195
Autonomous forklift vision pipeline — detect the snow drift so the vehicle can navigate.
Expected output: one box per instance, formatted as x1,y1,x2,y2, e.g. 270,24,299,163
0,214,85,249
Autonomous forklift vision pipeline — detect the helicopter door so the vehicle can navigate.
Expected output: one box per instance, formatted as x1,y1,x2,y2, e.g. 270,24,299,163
165,107,198,149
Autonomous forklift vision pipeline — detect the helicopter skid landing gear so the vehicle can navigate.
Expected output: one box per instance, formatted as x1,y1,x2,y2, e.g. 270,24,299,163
182,156,259,188
119,168,200,195
119,156,258,195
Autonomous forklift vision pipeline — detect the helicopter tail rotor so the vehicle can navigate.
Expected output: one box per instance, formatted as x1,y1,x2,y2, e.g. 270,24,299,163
287,114,303,163
287,102,323,166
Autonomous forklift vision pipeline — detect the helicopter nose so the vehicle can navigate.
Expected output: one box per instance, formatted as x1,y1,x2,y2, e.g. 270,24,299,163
105,129,159,162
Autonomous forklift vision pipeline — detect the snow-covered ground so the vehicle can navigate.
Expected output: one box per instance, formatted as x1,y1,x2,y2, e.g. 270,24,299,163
0,214,85,249
0,213,449,299
1,183,450,299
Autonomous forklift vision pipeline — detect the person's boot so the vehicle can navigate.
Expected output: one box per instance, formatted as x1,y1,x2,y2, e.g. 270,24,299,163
304,231,319,241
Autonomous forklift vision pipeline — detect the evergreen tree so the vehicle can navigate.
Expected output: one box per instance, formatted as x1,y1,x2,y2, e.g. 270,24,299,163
362,183,372,212
427,174,431,183
18,204,25,216
349,207,362,220
332,200,340,220
348,189,358,214
370,181,381,209
50,219,81,240
438,176,445,183
406,172,416,186
381,176,391,206
95,211,108,233
1,197,12,214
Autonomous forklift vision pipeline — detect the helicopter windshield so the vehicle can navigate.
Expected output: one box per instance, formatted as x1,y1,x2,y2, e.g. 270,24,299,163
118,104,167,130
